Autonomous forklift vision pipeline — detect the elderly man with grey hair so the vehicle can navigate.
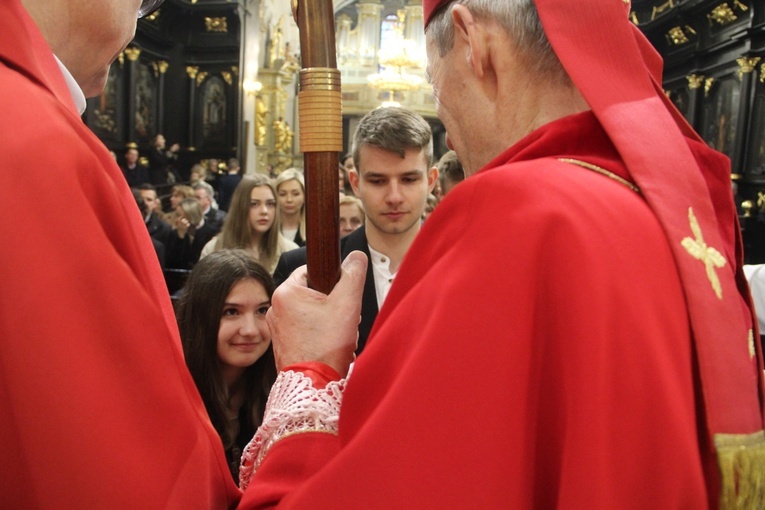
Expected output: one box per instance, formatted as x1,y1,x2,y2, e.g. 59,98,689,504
0,0,241,506
194,180,227,234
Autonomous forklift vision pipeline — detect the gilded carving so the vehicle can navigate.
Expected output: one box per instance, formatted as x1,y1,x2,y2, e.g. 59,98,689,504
255,97,268,146
629,11,639,25
124,47,141,61
221,71,233,85
742,200,754,218
145,9,160,22
273,117,288,153
667,26,689,46
205,17,228,33
186,66,199,79
157,61,169,74
687,74,705,90
708,4,737,25
704,77,716,97
196,71,208,87
651,0,675,21
761,64,765,83
736,57,761,79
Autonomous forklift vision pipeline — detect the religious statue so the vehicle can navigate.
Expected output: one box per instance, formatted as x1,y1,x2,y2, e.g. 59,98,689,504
255,96,268,146
273,117,287,153
280,42,300,75
284,122,293,153
267,17,284,69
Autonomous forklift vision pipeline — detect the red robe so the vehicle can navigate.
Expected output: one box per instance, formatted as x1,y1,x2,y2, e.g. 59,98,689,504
0,1,240,507
240,112,731,508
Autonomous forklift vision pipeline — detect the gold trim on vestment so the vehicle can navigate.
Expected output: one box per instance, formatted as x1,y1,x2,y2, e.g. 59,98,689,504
557,158,641,194
714,430,765,509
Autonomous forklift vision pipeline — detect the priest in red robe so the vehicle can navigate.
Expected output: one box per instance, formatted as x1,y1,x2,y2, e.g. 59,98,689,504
0,0,240,507
239,0,764,508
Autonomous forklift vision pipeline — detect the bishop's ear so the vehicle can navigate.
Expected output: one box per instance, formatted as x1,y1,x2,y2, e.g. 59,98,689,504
451,4,488,79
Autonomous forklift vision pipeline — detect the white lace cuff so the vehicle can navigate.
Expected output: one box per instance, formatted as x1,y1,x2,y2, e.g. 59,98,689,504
238,370,346,490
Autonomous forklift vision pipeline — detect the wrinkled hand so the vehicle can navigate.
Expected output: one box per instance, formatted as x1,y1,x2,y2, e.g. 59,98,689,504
267,251,368,377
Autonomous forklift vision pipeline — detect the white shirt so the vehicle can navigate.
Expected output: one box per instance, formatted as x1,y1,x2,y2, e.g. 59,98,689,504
368,245,396,309
53,55,87,115
744,264,765,334
282,227,298,242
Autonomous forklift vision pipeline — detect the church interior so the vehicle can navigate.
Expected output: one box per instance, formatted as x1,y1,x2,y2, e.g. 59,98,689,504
88,0,765,259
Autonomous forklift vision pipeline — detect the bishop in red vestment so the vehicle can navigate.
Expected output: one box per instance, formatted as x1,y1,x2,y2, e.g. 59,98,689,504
0,1,240,507
239,0,765,508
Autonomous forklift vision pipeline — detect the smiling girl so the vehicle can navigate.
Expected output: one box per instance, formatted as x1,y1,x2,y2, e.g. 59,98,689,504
177,249,277,483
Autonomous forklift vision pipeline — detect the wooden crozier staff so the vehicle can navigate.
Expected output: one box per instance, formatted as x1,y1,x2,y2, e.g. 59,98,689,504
293,0,341,293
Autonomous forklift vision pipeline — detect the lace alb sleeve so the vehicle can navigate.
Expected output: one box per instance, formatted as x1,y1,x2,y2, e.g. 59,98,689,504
238,370,347,490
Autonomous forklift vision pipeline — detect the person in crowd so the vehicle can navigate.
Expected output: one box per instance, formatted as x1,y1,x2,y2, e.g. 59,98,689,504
138,183,172,245
177,249,277,483
274,168,306,247
339,152,354,195
147,133,180,185
132,187,166,269
421,193,438,222
165,183,195,223
436,150,464,196
166,197,216,270
120,143,149,187
217,158,243,213
131,188,165,269
194,181,227,234
239,0,765,507
201,175,297,274
339,195,365,238
272,106,437,354
339,165,347,196
205,157,222,186
190,163,207,188
148,133,178,182
0,0,241,506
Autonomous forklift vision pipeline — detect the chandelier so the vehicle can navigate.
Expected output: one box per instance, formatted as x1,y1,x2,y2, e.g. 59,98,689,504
367,10,424,106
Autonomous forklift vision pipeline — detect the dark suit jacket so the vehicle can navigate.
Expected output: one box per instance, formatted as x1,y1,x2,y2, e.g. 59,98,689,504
204,207,227,235
273,226,377,354
216,173,242,212
146,212,171,247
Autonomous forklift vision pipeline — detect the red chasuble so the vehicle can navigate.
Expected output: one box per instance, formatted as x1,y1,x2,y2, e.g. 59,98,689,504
0,1,241,507
241,112,717,508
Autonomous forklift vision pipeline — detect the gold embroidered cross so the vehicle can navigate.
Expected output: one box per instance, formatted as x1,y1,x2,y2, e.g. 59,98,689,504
680,207,726,299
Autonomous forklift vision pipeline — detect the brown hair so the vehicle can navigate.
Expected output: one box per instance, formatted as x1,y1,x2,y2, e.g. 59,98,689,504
214,175,282,271
352,107,434,170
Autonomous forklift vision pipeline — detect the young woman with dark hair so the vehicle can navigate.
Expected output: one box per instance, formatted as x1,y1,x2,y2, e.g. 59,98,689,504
176,249,277,482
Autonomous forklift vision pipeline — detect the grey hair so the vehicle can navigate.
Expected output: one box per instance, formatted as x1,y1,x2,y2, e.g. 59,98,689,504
352,107,434,170
427,0,570,85
193,180,215,198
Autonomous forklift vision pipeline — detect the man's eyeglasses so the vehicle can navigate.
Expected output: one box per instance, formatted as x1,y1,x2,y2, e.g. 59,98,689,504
139,0,165,19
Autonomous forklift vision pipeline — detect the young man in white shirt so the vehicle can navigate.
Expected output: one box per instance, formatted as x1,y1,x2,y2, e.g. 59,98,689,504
273,106,438,353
